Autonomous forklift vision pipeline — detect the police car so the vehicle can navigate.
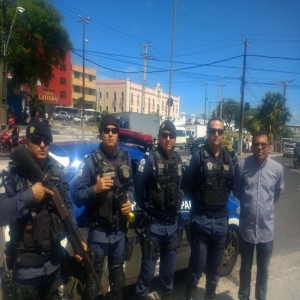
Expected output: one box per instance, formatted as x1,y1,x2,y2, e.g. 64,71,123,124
1,140,240,299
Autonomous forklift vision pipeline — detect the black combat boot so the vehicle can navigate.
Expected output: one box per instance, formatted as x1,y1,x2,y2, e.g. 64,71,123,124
204,284,217,300
186,283,196,300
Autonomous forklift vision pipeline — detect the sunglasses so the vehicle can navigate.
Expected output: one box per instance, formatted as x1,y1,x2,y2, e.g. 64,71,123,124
208,128,224,135
161,132,176,139
253,142,269,149
103,127,118,134
30,134,51,146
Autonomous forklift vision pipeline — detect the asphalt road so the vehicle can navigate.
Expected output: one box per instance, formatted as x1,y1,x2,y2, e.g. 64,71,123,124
1,152,299,300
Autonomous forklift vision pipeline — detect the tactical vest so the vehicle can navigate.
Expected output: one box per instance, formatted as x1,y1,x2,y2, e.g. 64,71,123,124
195,146,231,210
147,149,182,212
7,163,66,254
91,148,131,224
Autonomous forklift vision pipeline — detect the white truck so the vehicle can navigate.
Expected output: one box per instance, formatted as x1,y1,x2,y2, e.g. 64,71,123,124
112,112,160,143
185,124,207,139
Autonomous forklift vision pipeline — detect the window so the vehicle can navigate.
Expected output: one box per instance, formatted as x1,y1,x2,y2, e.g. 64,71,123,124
60,77,66,85
153,98,155,107
60,64,66,71
130,107,133,112
106,106,108,112
74,71,80,78
99,90,102,98
137,108,139,113
114,91,117,101
100,106,102,112
74,86,80,93
106,91,109,99
121,106,124,113
60,91,66,98
88,89,93,95
113,106,116,113
89,75,93,82
121,91,124,102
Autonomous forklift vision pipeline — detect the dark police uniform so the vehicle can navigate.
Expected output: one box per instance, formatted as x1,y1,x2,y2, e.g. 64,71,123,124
73,143,134,300
134,144,183,300
0,157,76,300
183,142,233,299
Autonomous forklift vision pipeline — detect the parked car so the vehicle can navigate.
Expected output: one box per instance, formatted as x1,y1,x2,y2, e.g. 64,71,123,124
54,111,72,120
283,143,294,157
1,140,240,299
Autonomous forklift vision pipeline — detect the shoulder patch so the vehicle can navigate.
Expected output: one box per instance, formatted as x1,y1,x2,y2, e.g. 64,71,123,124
138,164,144,173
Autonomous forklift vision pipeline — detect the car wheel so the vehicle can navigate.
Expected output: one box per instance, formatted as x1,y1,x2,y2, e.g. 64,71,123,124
218,228,239,277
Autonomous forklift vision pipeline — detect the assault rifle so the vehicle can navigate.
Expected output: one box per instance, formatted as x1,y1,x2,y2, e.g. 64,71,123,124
9,146,105,297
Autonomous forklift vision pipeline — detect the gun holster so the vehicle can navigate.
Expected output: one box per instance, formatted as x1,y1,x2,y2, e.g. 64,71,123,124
124,236,134,261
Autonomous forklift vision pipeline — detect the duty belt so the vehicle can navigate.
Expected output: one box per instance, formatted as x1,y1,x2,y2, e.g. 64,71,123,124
147,211,177,224
195,210,227,219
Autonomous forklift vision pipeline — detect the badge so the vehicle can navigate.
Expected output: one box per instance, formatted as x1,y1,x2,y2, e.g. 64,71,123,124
120,165,130,178
207,162,213,171
0,185,4,193
223,164,229,171
177,164,182,176
29,126,35,134
138,165,144,173
140,158,146,166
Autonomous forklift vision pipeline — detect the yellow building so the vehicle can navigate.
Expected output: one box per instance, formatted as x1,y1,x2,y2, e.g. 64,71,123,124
71,64,97,108
96,79,180,119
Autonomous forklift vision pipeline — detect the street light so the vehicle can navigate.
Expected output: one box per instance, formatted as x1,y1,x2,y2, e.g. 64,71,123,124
4,7,25,56
78,15,89,140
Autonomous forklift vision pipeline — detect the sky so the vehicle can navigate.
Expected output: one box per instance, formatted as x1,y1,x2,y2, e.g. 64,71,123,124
48,0,300,124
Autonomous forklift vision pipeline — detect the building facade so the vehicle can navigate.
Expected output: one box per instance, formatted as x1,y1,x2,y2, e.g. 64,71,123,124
71,64,97,109
96,79,180,119
35,51,72,113
287,124,300,140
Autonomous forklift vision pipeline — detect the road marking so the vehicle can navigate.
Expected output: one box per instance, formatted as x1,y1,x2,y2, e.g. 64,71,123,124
291,169,300,174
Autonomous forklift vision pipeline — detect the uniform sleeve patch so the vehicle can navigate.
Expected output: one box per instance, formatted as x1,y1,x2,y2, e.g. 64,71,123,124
138,165,144,173
140,158,146,166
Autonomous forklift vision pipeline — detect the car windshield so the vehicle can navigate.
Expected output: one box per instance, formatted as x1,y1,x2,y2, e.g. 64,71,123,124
176,129,186,137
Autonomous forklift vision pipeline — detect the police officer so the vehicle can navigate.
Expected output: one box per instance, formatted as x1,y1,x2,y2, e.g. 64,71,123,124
183,117,233,300
0,120,79,300
134,120,183,300
73,115,133,300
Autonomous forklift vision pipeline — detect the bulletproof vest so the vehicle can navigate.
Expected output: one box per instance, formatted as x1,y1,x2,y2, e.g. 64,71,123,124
9,164,66,254
92,148,131,223
148,149,182,212
195,146,231,209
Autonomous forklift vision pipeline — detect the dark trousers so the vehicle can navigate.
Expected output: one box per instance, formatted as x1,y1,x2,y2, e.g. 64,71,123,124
238,237,273,300
186,216,227,288
135,231,177,299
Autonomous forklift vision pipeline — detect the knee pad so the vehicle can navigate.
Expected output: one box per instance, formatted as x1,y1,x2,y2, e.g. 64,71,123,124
109,266,126,291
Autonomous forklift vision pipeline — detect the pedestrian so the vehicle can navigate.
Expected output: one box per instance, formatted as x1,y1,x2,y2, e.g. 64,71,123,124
134,120,184,300
0,120,81,299
73,115,133,300
183,117,234,300
233,131,284,300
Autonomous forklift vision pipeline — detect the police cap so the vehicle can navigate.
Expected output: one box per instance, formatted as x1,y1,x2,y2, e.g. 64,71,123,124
159,120,177,137
26,120,53,143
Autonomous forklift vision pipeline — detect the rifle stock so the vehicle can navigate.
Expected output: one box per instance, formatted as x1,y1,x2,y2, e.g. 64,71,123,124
9,146,105,297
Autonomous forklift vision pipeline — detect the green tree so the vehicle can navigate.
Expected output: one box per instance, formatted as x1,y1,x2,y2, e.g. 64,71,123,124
28,93,44,115
3,0,72,88
74,97,84,110
245,92,292,142
212,98,240,128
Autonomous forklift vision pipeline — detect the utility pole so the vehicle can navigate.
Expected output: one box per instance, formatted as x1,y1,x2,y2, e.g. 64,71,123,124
0,0,7,127
140,43,151,114
167,0,177,119
217,84,226,119
238,37,250,156
278,80,293,151
78,15,89,140
203,81,209,125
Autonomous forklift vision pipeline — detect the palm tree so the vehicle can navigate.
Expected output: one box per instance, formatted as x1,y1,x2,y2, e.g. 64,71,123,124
74,97,84,111
245,92,292,142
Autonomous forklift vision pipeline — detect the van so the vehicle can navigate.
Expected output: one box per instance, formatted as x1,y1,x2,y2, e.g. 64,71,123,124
175,126,186,149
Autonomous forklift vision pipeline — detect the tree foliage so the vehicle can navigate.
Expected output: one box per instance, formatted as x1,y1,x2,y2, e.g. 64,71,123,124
28,93,44,114
212,98,240,127
74,97,84,110
245,92,292,141
3,0,72,88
